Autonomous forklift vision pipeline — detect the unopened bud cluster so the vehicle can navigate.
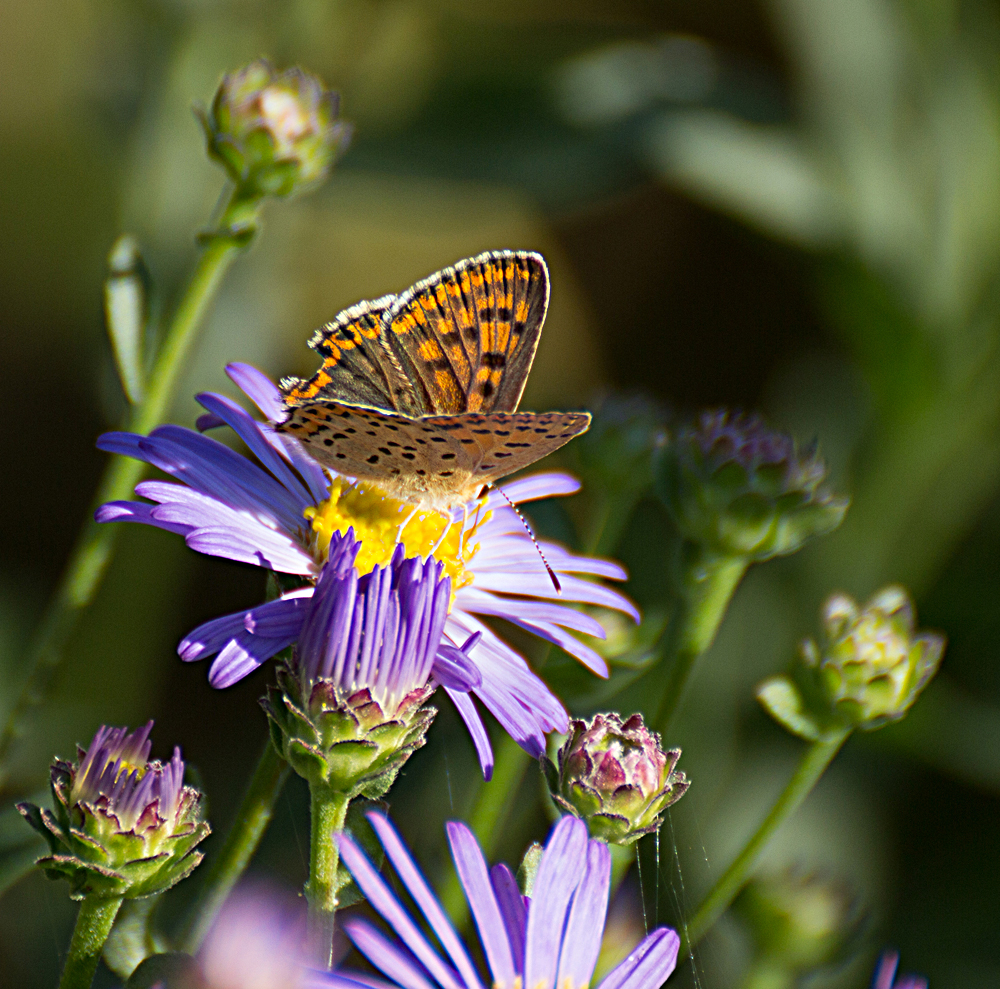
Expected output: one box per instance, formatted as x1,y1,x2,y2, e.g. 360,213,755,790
546,712,689,844
758,586,945,740
656,410,847,560
200,59,350,199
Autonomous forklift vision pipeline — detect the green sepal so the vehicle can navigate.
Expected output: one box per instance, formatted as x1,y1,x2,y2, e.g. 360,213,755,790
123,951,198,989
756,675,840,742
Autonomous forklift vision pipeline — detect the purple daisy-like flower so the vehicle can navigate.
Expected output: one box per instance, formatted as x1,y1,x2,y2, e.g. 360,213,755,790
872,952,928,989
260,532,484,795
95,363,637,775
325,813,679,989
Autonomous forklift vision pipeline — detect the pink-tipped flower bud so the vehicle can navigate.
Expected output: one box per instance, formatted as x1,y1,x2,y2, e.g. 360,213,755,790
546,712,689,845
200,59,350,199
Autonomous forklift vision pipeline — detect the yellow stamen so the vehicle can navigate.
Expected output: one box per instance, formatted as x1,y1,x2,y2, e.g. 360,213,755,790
304,477,490,592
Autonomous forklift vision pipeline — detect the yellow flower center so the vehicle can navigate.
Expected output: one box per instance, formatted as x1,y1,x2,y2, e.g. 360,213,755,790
305,476,490,592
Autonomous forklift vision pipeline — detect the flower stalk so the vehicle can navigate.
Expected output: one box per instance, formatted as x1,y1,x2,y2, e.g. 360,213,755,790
682,728,851,951
654,545,748,734
306,783,350,968
58,894,124,989
0,187,261,785
180,738,290,953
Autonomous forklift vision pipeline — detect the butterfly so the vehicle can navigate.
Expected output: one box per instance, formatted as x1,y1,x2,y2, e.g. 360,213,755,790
276,250,591,512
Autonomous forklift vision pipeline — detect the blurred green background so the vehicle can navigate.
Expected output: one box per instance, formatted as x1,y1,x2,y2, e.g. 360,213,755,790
2,0,1000,986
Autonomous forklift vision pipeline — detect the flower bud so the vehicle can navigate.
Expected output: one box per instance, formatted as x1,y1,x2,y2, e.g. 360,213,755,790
545,712,689,844
735,868,864,974
655,409,847,560
200,59,350,199
17,722,209,900
758,586,945,739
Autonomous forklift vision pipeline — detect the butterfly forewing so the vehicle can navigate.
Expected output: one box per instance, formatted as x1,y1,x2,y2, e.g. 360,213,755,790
383,250,548,415
280,295,422,415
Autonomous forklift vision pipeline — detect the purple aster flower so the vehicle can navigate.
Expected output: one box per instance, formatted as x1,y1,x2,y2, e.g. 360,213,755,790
261,532,483,796
323,813,679,989
872,952,927,989
95,363,638,775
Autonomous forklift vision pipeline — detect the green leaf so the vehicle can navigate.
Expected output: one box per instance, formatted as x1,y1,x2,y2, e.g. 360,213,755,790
103,235,148,404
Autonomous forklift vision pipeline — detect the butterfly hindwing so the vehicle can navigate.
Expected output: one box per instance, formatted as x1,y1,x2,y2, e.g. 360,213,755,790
383,250,549,415
280,295,422,415
277,401,591,505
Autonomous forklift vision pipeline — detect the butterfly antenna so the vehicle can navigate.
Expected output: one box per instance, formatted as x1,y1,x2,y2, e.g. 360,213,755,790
492,485,562,594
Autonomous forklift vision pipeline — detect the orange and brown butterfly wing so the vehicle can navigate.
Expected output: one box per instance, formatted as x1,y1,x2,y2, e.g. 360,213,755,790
280,295,423,416
383,250,549,415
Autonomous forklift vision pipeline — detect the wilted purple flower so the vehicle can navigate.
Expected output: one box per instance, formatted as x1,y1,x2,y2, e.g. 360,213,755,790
262,533,483,796
547,712,689,844
872,951,927,989
96,363,638,776
18,722,208,899
324,813,680,989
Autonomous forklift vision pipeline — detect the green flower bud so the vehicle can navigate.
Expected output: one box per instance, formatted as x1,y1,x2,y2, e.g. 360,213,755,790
263,667,436,800
545,712,689,845
199,59,350,199
655,410,848,561
758,586,945,739
735,868,864,974
17,723,209,900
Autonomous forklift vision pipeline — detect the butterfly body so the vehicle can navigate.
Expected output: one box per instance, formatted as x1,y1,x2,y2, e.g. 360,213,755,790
277,250,590,511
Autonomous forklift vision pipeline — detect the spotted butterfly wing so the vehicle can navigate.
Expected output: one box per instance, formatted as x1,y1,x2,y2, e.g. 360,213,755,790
280,250,549,417
278,401,591,510
381,250,549,414
280,294,423,415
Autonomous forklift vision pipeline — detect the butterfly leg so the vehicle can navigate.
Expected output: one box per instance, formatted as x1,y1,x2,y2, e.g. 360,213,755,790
396,504,420,542
457,502,471,559
428,508,456,557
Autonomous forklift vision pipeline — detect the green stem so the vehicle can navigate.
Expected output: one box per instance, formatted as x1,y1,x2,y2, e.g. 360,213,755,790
653,546,748,735
738,958,795,989
608,843,635,902
180,737,289,953
306,783,350,969
58,895,124,989
0,190,263,785
682,729,851,950
439,734,532,925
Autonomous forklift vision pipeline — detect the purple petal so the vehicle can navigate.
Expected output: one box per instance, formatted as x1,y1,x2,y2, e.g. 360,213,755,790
209,634,295,688
226,362,286,422
366,814,485,989
196,412,227,431
445,688,494,780
337,832,464,989
433,643,483,692
196,390,314,505
446,822,517,988
524,817,589,989
596,928,680,989
341,919,439,989
490,864,526,975
555,839,611,989
310,973,401,989
94,500,192,536
184,526,314,575
488,473,581,507
458,588,607,637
